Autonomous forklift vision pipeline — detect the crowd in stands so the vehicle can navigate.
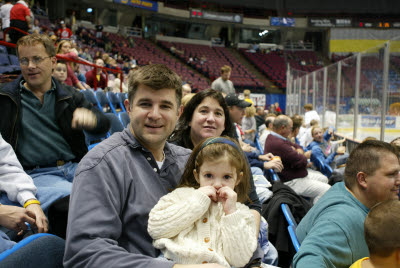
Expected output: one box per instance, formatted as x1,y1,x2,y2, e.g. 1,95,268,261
0,2,398,267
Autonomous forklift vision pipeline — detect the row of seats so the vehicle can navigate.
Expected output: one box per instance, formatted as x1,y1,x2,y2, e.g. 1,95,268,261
80,89,130,149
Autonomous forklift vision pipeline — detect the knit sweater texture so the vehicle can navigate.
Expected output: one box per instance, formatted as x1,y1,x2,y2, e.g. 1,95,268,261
148,187,257,267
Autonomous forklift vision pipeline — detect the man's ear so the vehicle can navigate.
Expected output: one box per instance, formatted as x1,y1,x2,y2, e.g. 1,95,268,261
124,99,131,113
193,169,199,183
356,171,368,189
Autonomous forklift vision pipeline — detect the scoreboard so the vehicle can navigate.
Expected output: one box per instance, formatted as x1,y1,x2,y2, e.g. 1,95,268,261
308,18,400,28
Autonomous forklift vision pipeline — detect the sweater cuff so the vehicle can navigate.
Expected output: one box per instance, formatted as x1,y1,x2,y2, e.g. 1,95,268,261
193,189,212,208
222,207,247,225
17,191,37,207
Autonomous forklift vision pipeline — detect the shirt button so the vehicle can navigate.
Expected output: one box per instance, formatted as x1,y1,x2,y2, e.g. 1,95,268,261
204,237,210,243
147,157,151,161
203,218,208,223
153,168,157,172
208,248,213,251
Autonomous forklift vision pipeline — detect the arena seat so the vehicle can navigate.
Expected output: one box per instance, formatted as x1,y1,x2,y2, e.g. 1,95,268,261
104,113,124,135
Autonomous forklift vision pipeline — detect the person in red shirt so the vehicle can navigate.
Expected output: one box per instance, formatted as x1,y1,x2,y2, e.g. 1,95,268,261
9,0,31,44
56,21,72,40
275,102,282,114
85,58,108,90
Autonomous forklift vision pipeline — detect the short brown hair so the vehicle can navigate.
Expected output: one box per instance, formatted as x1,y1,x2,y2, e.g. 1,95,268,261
291,114,303,131
16,33,56,57
178,136,250,203
344,140,398,189
221,65,231,74
127,64,182,108
304,103,313,110
364,200,400,257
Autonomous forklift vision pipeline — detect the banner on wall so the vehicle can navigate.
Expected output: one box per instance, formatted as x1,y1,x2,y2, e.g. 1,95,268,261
114,0,158,12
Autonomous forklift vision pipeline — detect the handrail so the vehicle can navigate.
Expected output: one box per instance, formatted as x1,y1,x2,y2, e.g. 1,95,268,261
3,27,29,42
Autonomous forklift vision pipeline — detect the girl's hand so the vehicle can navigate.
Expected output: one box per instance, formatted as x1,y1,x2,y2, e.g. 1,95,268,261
198,186,218,202
217,187,237,215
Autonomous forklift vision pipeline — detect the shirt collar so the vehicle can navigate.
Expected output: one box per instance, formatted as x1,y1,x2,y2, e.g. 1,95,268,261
270,131,288,141
20,79,56,93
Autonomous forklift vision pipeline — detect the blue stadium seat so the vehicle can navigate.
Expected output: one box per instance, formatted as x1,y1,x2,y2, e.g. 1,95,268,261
287,225,300,252
118,112,130,127
281,203,301,252
106,92,121,115
116,93,127,112
0,45,7,54
81,90,98,106
95,91,110,113
104,113,124,135
254,132,264,153
311,154,332,178
84,130,108,150
8,55,21,71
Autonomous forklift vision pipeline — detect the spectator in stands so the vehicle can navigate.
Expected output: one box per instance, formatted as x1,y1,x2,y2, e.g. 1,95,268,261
350,200,400,268
182,83,191,97
255,107,265,133
56,40,86,90
0,34,110,211
211,65,235,95
242,106,256,143
56,21,72,40
80,47,93,62
243,89,253,105
9,0,31,44
0,133,48,236
293,140,400,268
308,126,348,169
85,58,108,90
265,115,330,204
259,114,276,150
274,102,281,114
64,64,225,267
95,21,103,39
52,61,68,84
299,119,319,149
0,0,13,32
389,102,400,116
290,114,304,146
31,18,41,34
268,103,275,114
303,103,320,127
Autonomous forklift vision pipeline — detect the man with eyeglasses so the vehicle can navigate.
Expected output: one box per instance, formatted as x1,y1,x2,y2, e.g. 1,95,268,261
0,33,110,214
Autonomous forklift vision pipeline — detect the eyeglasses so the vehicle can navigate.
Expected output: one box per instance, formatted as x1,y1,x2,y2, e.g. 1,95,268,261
19,56,52,66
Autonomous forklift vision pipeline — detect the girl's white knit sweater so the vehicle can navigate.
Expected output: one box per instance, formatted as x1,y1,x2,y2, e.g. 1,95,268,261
148,187,257,268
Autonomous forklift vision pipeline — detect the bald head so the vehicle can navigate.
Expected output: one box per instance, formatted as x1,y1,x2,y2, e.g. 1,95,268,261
273,115,293,138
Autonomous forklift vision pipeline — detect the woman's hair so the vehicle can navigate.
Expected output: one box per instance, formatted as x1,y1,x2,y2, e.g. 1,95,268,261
169,89,235,149
244,106,256,117
56,40,71,54
177,136,251,203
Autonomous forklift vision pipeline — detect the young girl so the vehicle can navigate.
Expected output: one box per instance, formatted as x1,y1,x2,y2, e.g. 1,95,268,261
53,61,68,84
148,136,257,267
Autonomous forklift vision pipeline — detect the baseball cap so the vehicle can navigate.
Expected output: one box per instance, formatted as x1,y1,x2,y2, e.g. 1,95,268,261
225,93,252,108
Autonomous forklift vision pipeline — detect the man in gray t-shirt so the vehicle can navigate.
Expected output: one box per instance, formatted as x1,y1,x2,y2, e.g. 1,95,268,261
211,65,235,95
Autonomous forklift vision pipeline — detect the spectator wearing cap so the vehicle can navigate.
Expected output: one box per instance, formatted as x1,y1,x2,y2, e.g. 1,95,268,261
56,21,72,40
211,65,235,95
225,93,251,142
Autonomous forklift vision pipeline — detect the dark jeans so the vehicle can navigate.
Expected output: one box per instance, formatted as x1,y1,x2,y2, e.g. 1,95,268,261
9,20,28,44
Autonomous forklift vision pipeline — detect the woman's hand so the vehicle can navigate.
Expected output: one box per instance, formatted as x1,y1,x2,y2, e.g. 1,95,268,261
217,187,237,215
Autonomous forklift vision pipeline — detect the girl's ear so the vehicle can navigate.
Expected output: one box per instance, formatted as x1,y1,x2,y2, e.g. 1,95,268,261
236,171,243,186
193,169,200,184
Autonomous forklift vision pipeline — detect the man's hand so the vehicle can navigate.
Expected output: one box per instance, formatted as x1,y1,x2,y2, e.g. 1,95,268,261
264,158,283,173
217,187,237,215
198,186,218,202
0,205,36,234
259,153,274,162
72,108,97,130
25,203,49,233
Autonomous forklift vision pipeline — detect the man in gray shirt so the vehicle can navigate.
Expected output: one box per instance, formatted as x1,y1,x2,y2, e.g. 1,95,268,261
211,65,235,95
64,64,228,268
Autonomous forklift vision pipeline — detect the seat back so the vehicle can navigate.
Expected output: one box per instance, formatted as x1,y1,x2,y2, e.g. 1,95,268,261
0,53,10,66
254,132,264,154
287,225,301,252
106,92,120,115
104,113,124,135
8,54,19,66
81,90,98,106
116,92,127,112
95,91,109,112
118,112,130,127
281,203,301,252
311,154,332,177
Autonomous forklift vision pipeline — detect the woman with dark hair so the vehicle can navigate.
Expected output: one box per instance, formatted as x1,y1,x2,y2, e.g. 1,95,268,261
170,89,235,149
